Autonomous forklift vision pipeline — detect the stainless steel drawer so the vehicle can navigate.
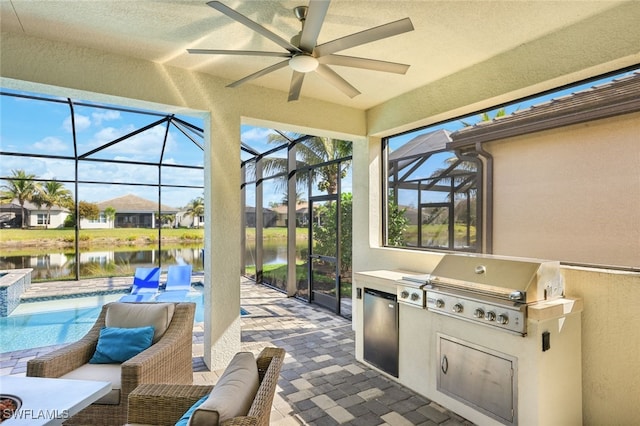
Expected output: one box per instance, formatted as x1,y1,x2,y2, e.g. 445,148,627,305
437,334,517,425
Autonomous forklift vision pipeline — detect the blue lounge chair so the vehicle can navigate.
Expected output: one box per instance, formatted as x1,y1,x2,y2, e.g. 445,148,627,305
119,267,161,302
155,264,193,302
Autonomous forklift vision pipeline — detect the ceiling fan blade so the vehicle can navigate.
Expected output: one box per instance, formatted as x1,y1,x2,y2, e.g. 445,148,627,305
319,55,410,74
288,71,305,102
298,0,331,52
188,49,292,58
315,64,360,98
314,17,414,57
227,60,289,88
206,1,301,53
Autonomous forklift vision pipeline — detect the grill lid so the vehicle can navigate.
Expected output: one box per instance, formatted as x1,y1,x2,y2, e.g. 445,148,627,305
428,254,563,303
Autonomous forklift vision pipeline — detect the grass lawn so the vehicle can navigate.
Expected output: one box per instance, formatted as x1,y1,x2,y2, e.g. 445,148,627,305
402,224,476,244
0,228,204,247
244,227,308,240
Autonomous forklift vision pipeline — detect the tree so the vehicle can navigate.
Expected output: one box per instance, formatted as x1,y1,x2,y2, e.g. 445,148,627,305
185,196,204,227
312,192,352,275
155,213,175,227
78,201,99,229
33,180,73,229
387,193,409,246
104,206,116,227
263,133,352,195
0,169,38,228
460,107,509,127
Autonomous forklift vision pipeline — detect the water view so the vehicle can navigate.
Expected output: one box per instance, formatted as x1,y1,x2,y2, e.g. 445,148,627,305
0,245,205,281
0,241,304,281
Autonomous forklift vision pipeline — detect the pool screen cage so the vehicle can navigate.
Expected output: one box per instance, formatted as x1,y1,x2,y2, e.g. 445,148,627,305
0,89,205,280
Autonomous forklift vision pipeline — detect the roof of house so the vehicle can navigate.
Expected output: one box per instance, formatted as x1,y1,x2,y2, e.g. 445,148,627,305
0,199,69,212
388,129,452,177
389,129,452,162
269,203,309,215
449,71,640,148
96,194,178,213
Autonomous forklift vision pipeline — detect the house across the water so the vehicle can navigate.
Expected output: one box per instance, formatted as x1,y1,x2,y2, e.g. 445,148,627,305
0,194,180,229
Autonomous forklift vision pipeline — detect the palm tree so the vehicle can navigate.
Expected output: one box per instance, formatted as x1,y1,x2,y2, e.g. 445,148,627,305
34,180,73,229
460,107,517,127
185,196,204,226
104,206,116,227
263,133,352,195
0,169,38,228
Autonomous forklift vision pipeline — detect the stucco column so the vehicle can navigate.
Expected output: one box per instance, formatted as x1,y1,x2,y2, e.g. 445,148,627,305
204,111,242,370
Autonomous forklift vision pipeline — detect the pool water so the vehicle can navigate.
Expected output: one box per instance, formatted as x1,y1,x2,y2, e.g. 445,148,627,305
0,291,209,354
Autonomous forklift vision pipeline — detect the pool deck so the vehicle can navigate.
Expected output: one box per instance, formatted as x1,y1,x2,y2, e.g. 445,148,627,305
1,276,473,426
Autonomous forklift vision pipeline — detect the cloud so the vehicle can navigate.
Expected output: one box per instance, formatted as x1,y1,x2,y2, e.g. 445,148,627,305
241,126,276,144
62,114,91,133
61,111,120,133
32,136,69,153
82,124,173,160
92,110,121,125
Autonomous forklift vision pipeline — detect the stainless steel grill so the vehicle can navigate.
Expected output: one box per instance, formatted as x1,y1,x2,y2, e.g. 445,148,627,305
425,254,564,335
396,273,430,308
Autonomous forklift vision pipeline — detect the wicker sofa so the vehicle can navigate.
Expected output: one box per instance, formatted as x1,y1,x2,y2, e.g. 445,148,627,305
127,347,286,426
27,302,195,425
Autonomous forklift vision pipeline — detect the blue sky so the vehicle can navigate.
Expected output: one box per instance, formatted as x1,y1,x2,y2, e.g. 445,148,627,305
1,90,206,208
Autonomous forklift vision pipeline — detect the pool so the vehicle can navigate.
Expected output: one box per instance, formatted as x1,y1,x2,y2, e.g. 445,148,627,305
0,291,208,354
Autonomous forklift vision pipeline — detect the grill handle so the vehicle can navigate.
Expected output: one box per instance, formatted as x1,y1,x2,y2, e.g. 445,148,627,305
441,355,449,374
509,291,525,301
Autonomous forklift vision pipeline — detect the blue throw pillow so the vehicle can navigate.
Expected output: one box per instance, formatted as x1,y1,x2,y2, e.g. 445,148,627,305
89,326,155,364
175,394,209,426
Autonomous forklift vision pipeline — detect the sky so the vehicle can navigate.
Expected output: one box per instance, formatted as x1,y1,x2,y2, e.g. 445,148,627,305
0,91,206,209
1,68,634,209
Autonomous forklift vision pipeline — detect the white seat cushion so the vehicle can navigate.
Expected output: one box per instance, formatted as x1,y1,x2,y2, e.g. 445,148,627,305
106,302,175,343
61,363,120,404
188,352,259,426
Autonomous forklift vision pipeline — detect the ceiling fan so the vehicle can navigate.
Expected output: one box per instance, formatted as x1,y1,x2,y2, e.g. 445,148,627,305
188,0,414,101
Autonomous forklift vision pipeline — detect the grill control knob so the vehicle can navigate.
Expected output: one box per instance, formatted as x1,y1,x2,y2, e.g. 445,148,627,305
452,303,463,313
435,299,445,309
473,308,485,318
485,311,496,321
497,314,509,325
401,290,409,299
410,292,420,302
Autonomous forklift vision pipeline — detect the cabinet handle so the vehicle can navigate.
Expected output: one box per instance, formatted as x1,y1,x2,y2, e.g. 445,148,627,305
441,355,448,374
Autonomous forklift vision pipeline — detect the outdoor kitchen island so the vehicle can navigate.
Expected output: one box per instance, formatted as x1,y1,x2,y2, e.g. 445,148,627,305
354,254,583,426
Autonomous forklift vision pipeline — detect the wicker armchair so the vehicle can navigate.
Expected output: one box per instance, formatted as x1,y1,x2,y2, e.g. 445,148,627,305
127,347,286,426
27,302,195,425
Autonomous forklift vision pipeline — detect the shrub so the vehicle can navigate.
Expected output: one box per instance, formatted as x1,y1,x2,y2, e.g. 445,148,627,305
181,233,200,240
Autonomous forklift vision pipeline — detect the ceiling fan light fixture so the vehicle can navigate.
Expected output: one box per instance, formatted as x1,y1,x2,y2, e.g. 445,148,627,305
289,54,318,73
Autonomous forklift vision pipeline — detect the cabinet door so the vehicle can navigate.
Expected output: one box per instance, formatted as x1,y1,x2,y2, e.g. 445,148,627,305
438,335,516,425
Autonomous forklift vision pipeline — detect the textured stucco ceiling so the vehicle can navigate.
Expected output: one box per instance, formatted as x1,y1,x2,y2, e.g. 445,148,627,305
1,0,639,110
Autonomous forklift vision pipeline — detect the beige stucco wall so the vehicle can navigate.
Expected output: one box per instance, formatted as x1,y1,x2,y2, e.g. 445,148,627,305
563,266,640,425
487,112,640,268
